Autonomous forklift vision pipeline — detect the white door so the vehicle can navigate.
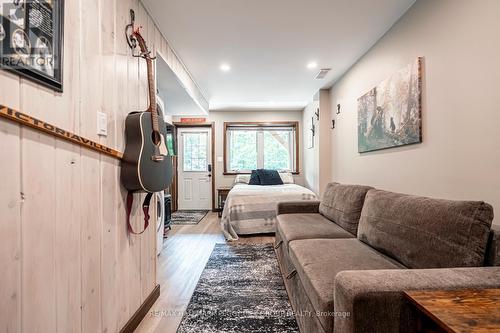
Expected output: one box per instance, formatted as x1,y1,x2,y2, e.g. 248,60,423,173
178,127,212,210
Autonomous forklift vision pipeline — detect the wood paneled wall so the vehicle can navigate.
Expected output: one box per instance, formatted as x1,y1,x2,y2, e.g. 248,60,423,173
0,1,202,332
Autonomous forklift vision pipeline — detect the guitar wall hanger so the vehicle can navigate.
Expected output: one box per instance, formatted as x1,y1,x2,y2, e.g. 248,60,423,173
125,9,156,60
130,28,156,60
135,49,156,60
125,9,137,50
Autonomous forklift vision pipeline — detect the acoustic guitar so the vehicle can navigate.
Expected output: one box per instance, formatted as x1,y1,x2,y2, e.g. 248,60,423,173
121,28,173,193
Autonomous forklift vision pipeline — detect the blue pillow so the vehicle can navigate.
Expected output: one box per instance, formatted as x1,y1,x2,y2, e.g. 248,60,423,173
248,170,261,185
256,169,283,186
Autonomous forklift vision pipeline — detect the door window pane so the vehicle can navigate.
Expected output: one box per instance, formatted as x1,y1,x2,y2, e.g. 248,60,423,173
183,132,207,172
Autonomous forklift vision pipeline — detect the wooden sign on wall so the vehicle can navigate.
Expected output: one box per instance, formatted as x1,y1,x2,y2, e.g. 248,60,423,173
0,104,123,159
180,117,206,123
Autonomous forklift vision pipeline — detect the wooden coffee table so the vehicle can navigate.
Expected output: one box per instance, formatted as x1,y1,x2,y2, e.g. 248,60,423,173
404,289,500,333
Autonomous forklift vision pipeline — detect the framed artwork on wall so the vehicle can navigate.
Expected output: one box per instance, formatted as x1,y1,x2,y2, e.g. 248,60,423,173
357,57,423,153
0,0,64,92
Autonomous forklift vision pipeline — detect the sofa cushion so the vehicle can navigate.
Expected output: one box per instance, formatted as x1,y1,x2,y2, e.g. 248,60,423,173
276,213,353,252
358,189,494,269
288,239,405,332
319,183,373,235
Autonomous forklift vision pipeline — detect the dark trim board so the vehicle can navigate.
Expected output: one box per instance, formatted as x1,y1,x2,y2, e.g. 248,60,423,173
0,104,123,159
119,284,160,333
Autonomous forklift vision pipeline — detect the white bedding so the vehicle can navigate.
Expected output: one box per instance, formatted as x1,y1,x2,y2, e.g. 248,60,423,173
220,183,317,241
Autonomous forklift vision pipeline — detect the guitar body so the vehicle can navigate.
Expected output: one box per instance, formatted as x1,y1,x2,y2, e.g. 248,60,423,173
121,110,173,192
121,27,173,194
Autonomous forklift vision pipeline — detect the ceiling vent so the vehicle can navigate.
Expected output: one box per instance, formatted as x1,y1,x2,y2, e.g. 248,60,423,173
315,68,331,80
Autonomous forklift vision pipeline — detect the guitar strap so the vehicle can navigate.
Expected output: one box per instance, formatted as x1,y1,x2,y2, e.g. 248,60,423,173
126,192,154,235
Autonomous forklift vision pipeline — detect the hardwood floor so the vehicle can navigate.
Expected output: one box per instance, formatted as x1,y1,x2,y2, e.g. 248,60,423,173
135,212,275,333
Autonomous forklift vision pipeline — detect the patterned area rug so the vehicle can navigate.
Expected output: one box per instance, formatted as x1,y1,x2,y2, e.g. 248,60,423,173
177,244,299,333
171,210,209,225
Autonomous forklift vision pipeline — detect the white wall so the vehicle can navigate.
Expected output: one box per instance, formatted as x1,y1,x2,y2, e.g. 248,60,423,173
175,110,304,190
329,0,500,225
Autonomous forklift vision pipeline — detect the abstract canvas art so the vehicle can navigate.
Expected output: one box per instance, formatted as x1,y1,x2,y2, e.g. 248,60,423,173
358,58,422,153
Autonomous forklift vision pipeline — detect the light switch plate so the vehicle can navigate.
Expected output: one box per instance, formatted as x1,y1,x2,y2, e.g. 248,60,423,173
97,112,107,136
217,156,223,163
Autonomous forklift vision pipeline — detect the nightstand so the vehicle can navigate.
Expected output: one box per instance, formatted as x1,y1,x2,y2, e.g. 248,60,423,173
217,187,232,217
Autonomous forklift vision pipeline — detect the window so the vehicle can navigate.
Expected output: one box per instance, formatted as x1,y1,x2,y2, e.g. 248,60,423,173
224,122,299,174
182,132,208,172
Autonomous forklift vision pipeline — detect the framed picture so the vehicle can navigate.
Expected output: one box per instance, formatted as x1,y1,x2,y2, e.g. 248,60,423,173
358,57,422,153
0,0,64,92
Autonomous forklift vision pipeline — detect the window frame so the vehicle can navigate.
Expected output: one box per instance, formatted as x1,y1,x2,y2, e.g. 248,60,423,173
223,121,300,175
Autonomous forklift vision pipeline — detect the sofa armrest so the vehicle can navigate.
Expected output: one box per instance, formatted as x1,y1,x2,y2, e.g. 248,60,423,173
486,225,500,266
333,267,500,333
276,200,321,215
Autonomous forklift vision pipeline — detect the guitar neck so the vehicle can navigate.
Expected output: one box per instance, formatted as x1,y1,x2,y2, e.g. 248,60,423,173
146,56,159,131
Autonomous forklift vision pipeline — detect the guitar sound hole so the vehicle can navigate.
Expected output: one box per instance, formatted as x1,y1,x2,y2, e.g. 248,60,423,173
151,131,161,146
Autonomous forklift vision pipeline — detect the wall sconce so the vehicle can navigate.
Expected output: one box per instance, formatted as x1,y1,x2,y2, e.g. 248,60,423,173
331,103,341,130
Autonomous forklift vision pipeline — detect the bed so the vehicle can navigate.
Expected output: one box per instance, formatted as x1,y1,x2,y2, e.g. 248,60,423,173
220,178,317,241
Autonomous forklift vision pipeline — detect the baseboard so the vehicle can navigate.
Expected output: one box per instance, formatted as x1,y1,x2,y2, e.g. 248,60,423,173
120,284,161,333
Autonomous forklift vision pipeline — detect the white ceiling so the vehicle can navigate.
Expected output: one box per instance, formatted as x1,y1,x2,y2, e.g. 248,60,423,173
143,0,416,111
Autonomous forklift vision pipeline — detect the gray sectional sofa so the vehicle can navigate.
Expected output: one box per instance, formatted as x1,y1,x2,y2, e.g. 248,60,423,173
275,183,500,333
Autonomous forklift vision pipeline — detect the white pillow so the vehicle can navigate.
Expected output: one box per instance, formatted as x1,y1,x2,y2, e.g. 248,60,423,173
279,172,294,184
234,174,251,184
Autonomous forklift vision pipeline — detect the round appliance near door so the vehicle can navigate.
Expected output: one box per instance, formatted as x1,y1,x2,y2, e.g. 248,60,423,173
155,191,165,256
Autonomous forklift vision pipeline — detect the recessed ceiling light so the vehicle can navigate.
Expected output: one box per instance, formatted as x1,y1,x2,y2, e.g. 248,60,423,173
220,63,231,72
307,62,318,69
